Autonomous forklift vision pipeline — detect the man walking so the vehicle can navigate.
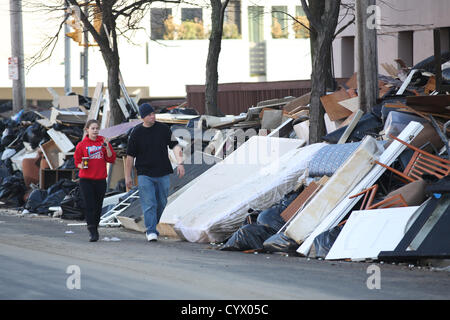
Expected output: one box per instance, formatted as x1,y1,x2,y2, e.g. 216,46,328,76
125,103,185,242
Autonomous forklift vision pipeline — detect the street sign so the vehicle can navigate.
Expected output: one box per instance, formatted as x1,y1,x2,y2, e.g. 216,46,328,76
8,57,19,81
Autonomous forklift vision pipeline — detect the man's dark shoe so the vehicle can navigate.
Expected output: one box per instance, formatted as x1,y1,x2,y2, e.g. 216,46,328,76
88,225,99,242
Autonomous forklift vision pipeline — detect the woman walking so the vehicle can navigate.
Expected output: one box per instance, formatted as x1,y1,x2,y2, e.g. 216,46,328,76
74,119,116,242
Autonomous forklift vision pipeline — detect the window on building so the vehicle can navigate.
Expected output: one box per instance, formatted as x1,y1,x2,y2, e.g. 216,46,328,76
271,6,288,39
398,31,414,67
150,8,172,40
181,8,203,22
248,6,264,42
294,6,309,39
223,0,242,38
341,36,355,78
440,27,450,53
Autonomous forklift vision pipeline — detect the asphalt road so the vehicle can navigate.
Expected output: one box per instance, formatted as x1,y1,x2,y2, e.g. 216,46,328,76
0,210,449,302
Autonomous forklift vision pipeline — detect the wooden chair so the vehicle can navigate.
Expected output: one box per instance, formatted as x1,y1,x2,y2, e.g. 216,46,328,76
349,184,408,211
375,134,450,184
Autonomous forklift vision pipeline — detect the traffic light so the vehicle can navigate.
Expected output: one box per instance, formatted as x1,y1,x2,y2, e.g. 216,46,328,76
66,9,83,45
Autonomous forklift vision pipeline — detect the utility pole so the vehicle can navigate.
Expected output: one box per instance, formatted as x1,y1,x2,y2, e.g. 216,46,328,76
356,0,379,113
9,0,26,112
82,4,89,97
64,0,72,94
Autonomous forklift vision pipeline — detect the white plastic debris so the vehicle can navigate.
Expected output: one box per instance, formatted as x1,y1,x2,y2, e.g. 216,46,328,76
102,237,121,242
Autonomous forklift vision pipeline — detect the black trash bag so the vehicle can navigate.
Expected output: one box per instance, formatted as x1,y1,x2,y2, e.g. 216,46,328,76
36,189,67,215
47,179,78,196
22,123,47,149
20,110,41,122
52,123,84,141
310,225,344,259
0,101,12,114
322,112,383,144
263,233,300,254
1,128,17,148
256,204,286,232
24,189,48,212
220,224,276,251
61,186,85,220
443,68,450,84
0,158,13,179
0,173,27,207
168,108,199,116
256,192,299,232
423,174,450,195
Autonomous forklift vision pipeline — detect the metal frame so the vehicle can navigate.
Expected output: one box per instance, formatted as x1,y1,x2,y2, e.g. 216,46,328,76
99,188,140,227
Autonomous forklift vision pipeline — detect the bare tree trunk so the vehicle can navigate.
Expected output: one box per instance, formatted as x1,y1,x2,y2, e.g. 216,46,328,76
356,0,378,113
302,0,341,144
205,0,229,116
103,51,123,126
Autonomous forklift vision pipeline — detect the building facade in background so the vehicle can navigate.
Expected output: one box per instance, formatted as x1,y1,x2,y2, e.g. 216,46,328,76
1,0,448,106
0,0,311,104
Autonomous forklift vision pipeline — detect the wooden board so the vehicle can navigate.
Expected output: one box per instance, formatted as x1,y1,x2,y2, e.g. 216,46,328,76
280,182,320,222
320,89,353,121
99,119,142,140
47,128,75,154
283,92,311,113
338,97,360,113
88,82,104,121
40,140,61,170
59,95,79,109
100,89,111,129
285,136,384,245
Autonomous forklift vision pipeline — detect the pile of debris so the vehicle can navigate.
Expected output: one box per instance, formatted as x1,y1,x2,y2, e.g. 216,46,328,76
1,53,449,266
158,54,450,265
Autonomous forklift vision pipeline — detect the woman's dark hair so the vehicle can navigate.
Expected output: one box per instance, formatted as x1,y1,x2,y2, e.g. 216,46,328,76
84,119,99,130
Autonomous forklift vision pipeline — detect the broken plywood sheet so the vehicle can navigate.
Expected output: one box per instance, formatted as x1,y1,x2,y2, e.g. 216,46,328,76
40,140,61,170
155,113,200,125
47,128,75,154
280,181,320,222
284,136,384,244
320,89,353,121
161,136,313,242
283,92,311,113
88,82,104,121
99,119,142,140
172,141,326,243
50,107,87,125
325,206,419,261
59,95,79,109
338,97,360,113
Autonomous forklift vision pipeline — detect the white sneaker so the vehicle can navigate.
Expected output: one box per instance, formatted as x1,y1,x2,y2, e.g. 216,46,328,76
146,233,158,242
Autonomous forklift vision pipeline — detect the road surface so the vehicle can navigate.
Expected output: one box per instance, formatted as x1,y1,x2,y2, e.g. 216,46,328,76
0,211,449,303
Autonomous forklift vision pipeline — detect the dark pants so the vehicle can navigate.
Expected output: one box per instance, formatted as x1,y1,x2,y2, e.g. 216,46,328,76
79,178,106,227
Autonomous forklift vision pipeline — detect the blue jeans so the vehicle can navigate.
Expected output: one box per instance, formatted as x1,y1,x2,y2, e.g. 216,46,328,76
138,175,170,236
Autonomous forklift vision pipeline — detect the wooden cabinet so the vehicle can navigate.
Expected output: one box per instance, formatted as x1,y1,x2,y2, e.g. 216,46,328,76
39,168,79,190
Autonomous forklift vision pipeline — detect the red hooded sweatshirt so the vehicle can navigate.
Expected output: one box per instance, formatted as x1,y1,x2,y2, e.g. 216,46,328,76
74,135,117,180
